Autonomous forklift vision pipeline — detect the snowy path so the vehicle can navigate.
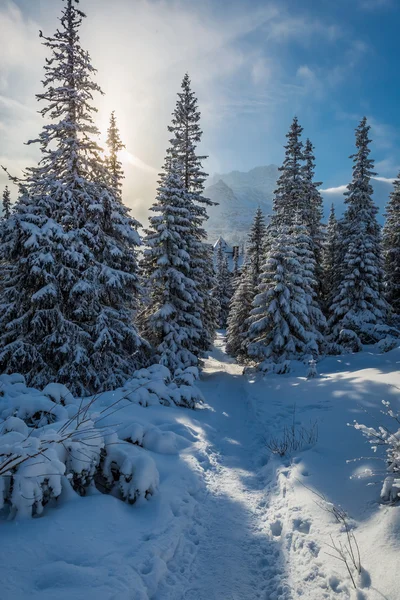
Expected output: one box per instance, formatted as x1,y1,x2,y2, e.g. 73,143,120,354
156,334,293,600
1,336,399,599
154,333,392,600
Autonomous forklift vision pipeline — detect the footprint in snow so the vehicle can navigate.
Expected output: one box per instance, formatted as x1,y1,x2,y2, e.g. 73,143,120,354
292,518,311,534
270,519,283,536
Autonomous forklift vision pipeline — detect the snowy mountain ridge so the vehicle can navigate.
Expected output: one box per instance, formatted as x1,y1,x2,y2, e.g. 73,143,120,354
206,165,279,244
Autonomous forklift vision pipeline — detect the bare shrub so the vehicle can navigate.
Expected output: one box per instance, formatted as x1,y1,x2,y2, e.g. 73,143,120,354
265,406,318,457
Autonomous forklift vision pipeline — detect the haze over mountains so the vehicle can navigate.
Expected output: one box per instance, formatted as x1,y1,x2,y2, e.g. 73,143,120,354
205,165,394,245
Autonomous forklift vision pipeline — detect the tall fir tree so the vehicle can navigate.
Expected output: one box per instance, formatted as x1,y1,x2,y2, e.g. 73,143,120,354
383,173,400,314
322,204,341,311
106,110,125,199
226,266,254,358
213,239,232,328
328,117,388,348
93,110,145,391
272,117,306,230
167,73,216,351
141,157,201,373
246,207,266,290
2,186,11,219
227,208,266,357
246,119,325,370
292,218,326,355
303,138,324,292
0,0,145,394
246,224,314,370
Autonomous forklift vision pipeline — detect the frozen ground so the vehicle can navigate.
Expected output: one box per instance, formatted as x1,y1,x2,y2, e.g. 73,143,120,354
1,333,400,599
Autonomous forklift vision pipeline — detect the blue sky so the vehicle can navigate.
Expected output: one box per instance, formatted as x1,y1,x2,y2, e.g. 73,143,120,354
0,0,399,221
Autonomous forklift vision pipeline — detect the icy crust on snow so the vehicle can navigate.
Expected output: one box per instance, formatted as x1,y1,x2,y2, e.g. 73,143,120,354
0,365,203,518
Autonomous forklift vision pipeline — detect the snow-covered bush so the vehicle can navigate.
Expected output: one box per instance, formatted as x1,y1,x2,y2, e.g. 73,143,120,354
0,411,105,518
338,328,363,353
0,427,65,518
100,437,159,504
120,365,203,409
0,365,202,518
352,401,400,502
377,335,399,354
257,360,291,375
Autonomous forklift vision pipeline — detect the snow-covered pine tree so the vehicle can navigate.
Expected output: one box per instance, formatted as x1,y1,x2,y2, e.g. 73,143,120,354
2,186,11,219
141,157,201,373
91,114,145,391
292,218,326,356
167,73,216,351
106,110,125,199
383,173,400,313
303,139,324,292
226,265,254,358
246,207,266,290
0,170,74,388
214,239,232,328
0,0,145,394
272,117,306,229
227,208,266,358
201,243,220,345
328,117,388,348
246,224,312,370
322,204,341,311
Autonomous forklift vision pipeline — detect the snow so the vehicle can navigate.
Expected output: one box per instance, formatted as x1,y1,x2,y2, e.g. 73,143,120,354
1,334,400,599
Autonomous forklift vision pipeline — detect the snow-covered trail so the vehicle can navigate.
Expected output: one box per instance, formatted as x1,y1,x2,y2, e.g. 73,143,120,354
155,333,389,600
155,334,291,600
1,336,399,600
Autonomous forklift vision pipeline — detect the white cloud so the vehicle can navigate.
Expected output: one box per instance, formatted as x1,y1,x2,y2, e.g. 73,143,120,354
373,175,396,183
320,184,348,194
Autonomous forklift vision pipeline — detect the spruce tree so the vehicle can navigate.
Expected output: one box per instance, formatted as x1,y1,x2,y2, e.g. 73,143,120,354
328,117,388,347
141,158,201,373
272,117,305,229
0,0,145,394
246,207,266,290
227,208,266,357
303,139,324,290
214,239,232,328
322,204,341,311
226,266,253,358
246,224,312,369
168,73,216,350
292,218,326,355
202,244,220,344
246,119,325,370
2,186,11,219
106,110,125,199
383,174,400,313
92,114,145,391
